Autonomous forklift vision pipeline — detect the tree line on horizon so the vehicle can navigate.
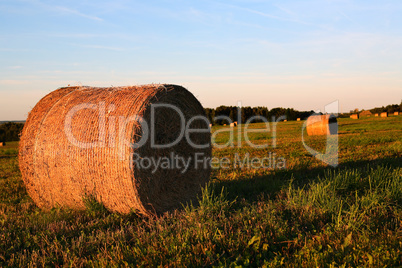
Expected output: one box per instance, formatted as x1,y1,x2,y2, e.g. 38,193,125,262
366,102,402,115
0,122,24,142
205,106,314,125
1,102,401,141
207,101,402,125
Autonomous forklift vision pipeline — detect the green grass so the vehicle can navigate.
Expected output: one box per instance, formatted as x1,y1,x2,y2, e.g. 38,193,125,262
0,117,401,267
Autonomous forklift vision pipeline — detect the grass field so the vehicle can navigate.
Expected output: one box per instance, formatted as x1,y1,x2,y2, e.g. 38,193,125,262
1,116,401,267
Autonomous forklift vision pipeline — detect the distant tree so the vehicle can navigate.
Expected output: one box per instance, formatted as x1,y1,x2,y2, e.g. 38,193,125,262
229,109,234,122
204,108,214,124
241,107,253,123
269,107,287,120
386,104,399,113
0,122,24,142
214,106,232,125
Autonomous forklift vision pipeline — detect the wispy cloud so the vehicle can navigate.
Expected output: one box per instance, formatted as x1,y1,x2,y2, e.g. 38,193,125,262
0,79,30,85
8,66,23,69
24,0,103,22
68,43,126,51
53,6,103,21
219,2,310,26
0,48,33,52
273,4,297,17
46,33,107,38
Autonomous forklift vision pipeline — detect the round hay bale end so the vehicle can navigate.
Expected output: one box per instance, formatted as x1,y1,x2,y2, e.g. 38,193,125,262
375,114,379,117
380,112,388,118
19,84,212,216
306,115,337,136
394,112,399,116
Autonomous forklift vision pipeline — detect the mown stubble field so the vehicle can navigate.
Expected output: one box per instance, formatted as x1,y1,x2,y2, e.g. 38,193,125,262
0,115,401,267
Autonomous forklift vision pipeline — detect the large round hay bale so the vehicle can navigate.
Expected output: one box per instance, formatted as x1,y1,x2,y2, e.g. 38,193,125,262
306,115,337,136
380,112,388,118
19,84,211,216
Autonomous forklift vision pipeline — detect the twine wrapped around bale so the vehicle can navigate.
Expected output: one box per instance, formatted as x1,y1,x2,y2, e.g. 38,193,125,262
19,84,211,216
306,115,337,136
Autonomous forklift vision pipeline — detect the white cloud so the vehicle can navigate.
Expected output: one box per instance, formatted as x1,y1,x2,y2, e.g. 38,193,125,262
20,0,103,22
53,6,103,21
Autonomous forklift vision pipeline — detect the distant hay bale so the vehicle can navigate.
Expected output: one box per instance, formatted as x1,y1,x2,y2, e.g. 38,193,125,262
297,118,301,121
19,84,211,216
0,142,5,147
359,110,372,117
230,123,236,127
284,120,287,122
223,124,226,126
306,115,337,136
375,114,379,117
234,121,238,126
380,112,388,118
394,112,399,116
350,114,359,119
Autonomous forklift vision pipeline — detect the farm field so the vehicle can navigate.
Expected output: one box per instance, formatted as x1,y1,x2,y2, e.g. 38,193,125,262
0,116,401,267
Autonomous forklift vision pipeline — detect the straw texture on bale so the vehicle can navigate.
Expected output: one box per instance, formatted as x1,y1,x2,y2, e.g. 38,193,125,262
350,114,359,119
19,84,211,216
381,112,388,118
306,115,337,136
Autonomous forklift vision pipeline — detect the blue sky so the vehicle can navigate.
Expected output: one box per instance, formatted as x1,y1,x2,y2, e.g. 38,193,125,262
1,0,401,120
